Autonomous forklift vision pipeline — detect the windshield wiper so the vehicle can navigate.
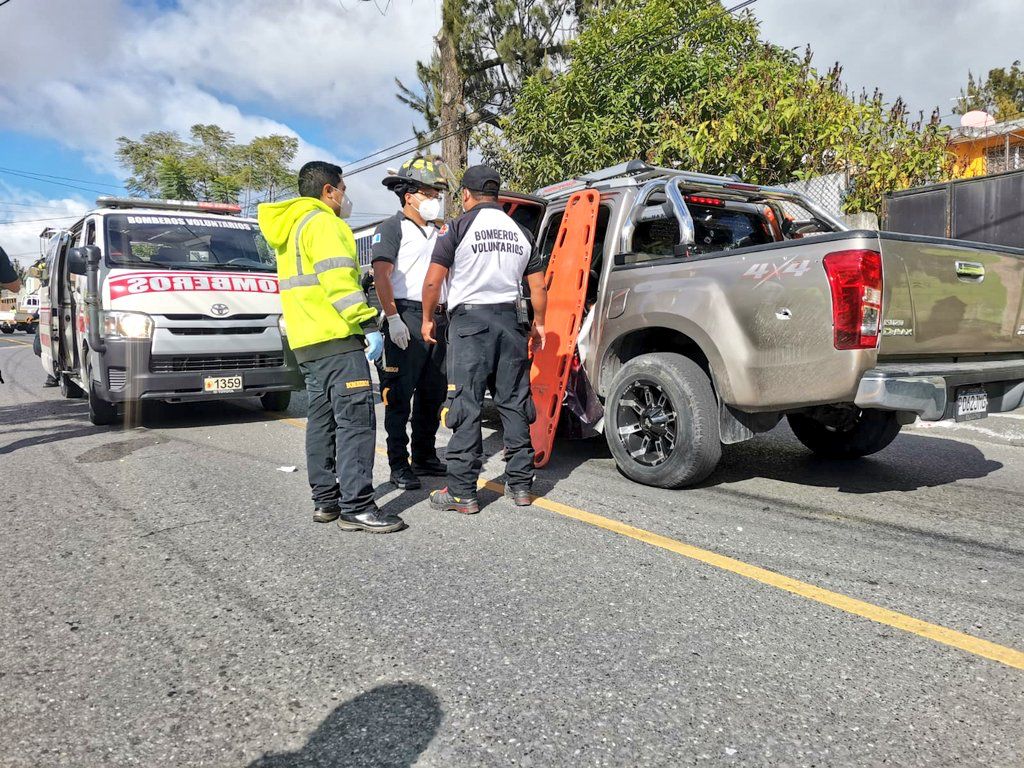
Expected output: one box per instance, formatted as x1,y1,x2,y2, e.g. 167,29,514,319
122,260,194,270
191,262,276,271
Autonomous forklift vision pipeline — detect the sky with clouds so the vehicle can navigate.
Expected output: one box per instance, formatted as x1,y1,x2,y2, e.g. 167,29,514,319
1,0,1021,264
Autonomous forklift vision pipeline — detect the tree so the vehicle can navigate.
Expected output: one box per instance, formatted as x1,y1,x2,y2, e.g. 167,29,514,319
396,0,587,192
485,0,951,214
956,60,1024,123
115,125,298,211
10,257,28,284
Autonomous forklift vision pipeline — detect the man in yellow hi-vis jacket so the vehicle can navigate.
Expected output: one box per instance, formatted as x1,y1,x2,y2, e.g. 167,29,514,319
259,161,404,534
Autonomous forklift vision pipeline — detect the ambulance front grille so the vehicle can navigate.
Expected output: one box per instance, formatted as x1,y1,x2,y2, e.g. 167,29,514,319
167,327,265,335
150,353,285,373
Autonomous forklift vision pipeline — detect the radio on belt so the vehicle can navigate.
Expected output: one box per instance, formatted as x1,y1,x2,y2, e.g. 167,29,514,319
516,293,529,325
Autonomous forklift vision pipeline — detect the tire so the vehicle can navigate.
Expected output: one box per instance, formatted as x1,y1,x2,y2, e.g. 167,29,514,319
1,326,12,334
604,353,721,488
59,372,85,399
84,361,118,426
787,409,901,458
260,391,292,412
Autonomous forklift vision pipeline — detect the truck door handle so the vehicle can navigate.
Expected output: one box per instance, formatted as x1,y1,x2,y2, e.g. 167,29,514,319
955,261,985,282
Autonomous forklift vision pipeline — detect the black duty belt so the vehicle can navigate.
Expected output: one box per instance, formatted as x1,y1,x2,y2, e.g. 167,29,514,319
452,302,516,314
395,298,446,314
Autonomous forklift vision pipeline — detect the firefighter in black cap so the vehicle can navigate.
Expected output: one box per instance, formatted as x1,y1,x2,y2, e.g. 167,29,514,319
420,164,548,515
372,157,451,489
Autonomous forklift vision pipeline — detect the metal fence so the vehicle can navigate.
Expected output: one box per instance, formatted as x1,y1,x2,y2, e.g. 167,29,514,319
780,172,849,219
883,168,1024,248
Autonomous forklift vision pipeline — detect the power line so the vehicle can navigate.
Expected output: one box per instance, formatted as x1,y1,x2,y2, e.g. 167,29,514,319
0,214,82,225
340,0,759,179
0,200,83,210
0,0,14,8
0,166,123,189
0,169,111,196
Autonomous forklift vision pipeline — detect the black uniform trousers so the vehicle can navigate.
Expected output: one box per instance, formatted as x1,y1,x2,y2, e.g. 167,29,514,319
444,304,536,498
379,300,448,470
298,348,376,514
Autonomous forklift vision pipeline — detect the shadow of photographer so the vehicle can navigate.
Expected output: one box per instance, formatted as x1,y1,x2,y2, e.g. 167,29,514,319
248,682,442,768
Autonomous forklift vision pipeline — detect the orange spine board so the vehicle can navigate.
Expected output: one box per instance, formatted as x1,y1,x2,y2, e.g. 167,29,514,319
529,189,600,467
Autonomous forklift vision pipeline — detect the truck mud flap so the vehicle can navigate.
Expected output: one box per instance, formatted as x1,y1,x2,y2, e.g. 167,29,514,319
529,188,600,467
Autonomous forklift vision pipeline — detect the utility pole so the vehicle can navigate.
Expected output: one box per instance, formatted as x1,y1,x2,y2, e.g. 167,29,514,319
438,0,468,212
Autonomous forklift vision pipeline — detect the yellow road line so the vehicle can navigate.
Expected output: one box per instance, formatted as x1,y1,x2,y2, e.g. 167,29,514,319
0,338,33,347
280,416,1024,671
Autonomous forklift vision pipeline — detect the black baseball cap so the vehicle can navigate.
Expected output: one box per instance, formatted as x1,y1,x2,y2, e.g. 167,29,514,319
460,164,500,194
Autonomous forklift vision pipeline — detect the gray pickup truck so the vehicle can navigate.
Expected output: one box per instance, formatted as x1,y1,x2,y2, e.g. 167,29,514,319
503,161,1024,488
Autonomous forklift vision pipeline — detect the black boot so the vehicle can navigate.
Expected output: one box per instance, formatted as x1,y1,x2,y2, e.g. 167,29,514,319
410,456,447,476
389,464,422,490
313,505,341,523
337,506,405,533
429,488,480,515
504,485,532,507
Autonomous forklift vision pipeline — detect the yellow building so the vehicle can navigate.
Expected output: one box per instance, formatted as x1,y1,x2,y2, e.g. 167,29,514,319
950,118,1024,178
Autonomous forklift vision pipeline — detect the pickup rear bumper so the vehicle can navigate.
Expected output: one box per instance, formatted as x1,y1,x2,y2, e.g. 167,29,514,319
854,359,1024,420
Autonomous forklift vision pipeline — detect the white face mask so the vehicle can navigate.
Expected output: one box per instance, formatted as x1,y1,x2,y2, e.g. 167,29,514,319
417,196,442,222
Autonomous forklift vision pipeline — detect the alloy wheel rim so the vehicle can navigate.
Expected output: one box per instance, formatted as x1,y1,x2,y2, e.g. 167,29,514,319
616,379,678,467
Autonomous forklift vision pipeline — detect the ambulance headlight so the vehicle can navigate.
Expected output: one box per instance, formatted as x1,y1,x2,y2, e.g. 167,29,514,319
103,311,154,339
277,314,287,336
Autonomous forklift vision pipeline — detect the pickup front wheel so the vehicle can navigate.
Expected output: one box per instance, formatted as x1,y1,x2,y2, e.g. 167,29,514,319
787,409,901,458
605,353,722,488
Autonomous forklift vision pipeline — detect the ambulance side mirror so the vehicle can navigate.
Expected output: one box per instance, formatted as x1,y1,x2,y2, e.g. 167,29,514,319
68,246,99,276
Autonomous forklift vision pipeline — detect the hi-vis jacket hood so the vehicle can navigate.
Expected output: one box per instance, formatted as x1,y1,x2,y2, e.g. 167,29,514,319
258,197,327,250
258,197,378,363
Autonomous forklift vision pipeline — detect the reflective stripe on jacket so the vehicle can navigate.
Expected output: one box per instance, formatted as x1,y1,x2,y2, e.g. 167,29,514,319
258,197,378,363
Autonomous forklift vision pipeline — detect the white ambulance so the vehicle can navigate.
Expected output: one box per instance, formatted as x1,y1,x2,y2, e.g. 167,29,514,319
40,196,302,425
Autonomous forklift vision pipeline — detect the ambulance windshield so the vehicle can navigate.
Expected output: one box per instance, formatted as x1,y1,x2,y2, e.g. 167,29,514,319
104,215,276,272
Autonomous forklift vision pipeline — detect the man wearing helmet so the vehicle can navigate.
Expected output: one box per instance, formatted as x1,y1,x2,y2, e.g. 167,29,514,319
371,156,451,490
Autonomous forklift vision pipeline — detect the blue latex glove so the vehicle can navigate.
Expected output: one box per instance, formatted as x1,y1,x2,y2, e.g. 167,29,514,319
364,330,384,362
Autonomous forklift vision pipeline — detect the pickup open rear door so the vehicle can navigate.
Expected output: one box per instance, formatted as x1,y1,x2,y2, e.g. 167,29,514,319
499,190,547,240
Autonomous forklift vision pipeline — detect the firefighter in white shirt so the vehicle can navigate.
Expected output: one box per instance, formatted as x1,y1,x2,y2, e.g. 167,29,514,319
372,157,450,490
420,165,548,515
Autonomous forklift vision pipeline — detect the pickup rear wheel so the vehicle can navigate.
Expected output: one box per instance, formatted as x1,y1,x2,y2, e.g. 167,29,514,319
605,353,721,488
787,409,901,458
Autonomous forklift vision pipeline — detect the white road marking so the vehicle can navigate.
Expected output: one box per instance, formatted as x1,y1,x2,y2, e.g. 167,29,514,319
912,419,1024,441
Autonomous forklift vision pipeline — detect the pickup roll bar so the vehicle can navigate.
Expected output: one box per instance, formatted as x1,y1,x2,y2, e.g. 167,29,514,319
618,174,846,256
618,178,694,255
541,161,848,235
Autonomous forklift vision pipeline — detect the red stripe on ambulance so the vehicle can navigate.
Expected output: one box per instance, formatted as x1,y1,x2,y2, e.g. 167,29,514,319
108,273,279,297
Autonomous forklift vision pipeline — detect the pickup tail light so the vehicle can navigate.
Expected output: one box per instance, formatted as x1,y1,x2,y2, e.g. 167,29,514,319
823,249,882,350
685,195,724,207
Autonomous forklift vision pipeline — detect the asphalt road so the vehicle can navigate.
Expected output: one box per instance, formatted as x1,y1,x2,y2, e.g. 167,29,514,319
1,335,1022,767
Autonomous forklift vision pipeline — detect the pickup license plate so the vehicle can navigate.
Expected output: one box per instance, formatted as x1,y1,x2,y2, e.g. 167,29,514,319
204,375,243,393
955,387,988,422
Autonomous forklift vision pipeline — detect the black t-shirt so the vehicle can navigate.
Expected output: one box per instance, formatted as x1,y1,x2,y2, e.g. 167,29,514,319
0,246,18,285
